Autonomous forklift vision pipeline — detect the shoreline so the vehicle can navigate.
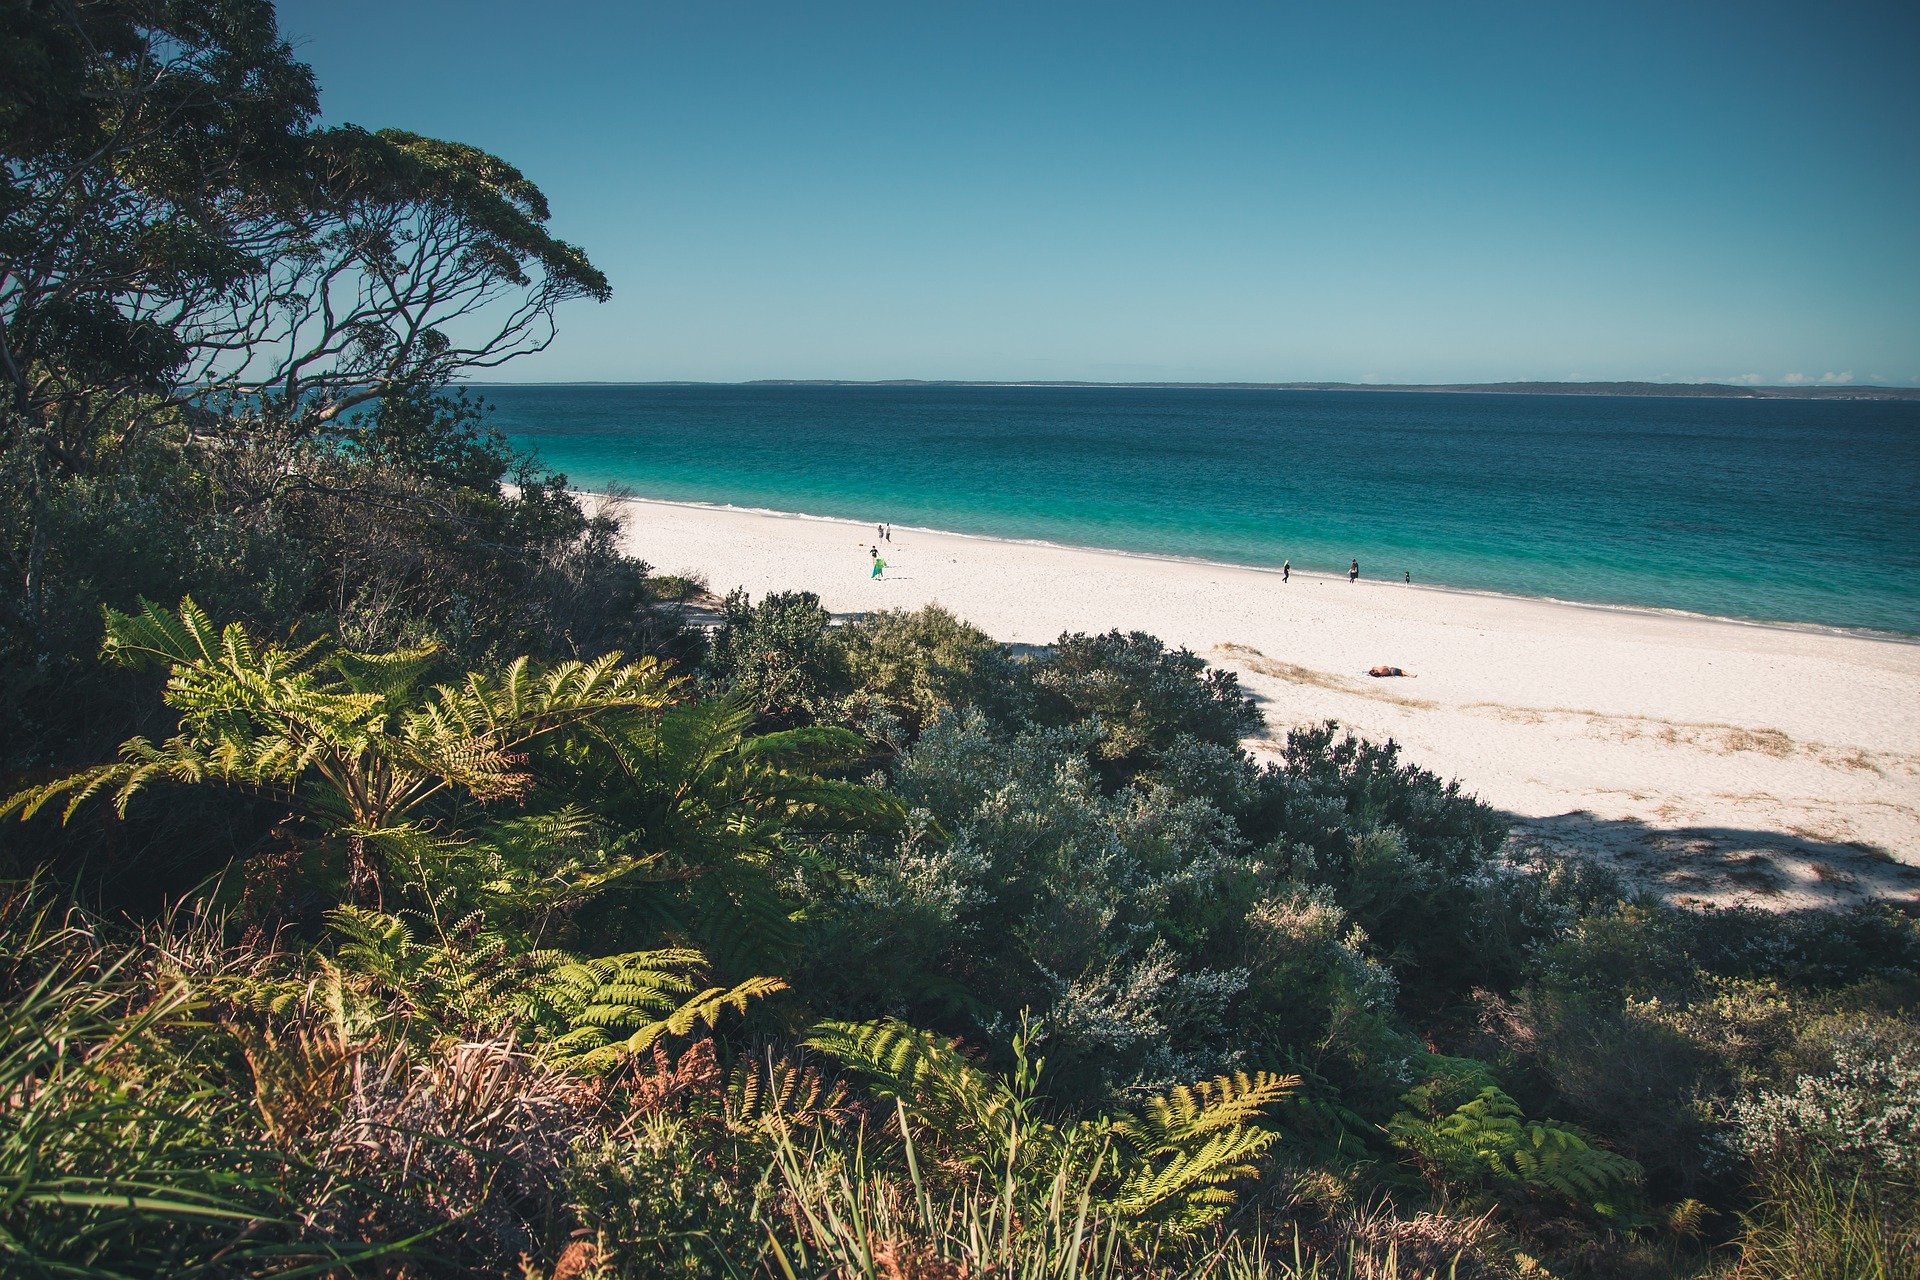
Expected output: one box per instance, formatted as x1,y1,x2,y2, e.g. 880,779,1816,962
594,492,1920,912
581,490,1918,645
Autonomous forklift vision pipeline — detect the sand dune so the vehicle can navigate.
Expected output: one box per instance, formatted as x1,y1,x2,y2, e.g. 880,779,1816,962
597,495,1920,911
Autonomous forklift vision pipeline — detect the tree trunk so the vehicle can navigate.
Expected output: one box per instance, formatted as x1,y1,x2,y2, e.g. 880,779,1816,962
346,832,384,908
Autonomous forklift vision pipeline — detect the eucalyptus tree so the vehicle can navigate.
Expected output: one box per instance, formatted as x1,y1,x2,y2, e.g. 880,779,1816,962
0,0,608,659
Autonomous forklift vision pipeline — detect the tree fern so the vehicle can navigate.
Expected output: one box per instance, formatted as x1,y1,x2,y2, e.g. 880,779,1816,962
2,597,677,905
523,693,903,973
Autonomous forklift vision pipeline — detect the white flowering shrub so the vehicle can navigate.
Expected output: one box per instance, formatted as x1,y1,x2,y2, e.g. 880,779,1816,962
1729,1032,1920,1182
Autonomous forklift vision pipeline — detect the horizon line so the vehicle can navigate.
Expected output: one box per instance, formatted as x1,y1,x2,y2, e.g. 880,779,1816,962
456,377,1920,397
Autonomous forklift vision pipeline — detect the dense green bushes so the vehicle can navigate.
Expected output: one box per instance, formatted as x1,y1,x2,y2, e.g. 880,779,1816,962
7,591,1918,1278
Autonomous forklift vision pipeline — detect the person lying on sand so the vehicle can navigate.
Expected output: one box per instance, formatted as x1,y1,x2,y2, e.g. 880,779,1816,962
1367,665,1415,678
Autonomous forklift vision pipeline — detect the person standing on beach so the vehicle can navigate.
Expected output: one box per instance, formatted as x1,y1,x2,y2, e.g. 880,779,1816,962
1282,559,1290,582
877,523,884,539
1404,570,1411,584
1349,559,1359,582
871,555,886,579
870,545,879,561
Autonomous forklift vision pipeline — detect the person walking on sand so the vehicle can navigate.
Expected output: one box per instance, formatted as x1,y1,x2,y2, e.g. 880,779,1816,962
877,523,884,540
871,555,887,579
1282,559,1290,583
884,523,892,541
1349,559,1359,583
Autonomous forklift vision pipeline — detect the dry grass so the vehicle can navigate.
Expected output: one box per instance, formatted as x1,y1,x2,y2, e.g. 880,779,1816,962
1213,644,1437,709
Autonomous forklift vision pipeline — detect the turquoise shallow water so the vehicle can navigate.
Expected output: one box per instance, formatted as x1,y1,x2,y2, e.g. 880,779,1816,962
483,384,1920,635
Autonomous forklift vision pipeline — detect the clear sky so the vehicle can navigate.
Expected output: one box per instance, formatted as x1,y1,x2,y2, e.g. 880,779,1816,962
280,0,1918,385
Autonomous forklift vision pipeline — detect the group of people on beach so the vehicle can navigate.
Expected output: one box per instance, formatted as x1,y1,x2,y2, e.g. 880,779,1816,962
866,525,895,577
862,520,1410,607
1279,558,1361,582
1279,556,1417,676
859,521,1416,676
1280,557,1406,585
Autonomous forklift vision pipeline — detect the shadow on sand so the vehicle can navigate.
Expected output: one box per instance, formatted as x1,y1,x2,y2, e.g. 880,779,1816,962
1504,809,1920,910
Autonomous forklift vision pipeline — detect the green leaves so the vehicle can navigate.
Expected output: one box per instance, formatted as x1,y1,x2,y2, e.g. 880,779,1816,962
526,691,901,970
3,597,676,905
535,949,787,1075
807,1016,1296,1241
1389,1082,1643,1214
0,903,302,1277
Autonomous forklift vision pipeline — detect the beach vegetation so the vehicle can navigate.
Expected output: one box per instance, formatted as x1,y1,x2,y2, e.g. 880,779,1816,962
705,588,847,726
1,4,1914,1277
834,603,1024,733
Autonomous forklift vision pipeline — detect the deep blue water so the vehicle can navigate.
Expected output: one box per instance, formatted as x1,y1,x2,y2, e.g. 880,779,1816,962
481,384,1920,635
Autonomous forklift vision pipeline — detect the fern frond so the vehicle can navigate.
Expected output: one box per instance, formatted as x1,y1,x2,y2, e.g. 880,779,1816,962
808,1017,1032,1169
536,949,784,1074
1389,1084,1643,1212
1118,1070,1300,1151
724,1050,851,1134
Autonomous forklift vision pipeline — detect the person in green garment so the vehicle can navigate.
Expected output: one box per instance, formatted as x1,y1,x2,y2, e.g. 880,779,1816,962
870,555,886,578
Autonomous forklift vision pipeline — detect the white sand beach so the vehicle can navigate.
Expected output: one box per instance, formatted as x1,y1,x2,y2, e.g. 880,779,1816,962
597,495,1920,911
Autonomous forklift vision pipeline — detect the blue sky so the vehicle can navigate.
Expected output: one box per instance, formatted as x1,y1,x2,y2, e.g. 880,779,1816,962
281,0,1918,384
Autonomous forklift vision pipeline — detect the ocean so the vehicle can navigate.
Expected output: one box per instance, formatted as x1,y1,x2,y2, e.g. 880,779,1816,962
481,384,1920,635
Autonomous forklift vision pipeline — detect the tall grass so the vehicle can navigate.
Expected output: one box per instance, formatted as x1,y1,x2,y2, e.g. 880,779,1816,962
1728,1164,1919,1280
755,1105,1457,1280
0,896,420,1278
760,1106,1128,1280
0,907,291,1276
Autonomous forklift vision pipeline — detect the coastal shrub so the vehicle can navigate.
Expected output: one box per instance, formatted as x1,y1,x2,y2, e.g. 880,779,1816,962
1484,902,1920,1207
803,708,1536,1108
1250,723,1514,1002
0,419,686,822
1534,900,1920,1007
1232,885,1411,1118
644,570,711,601
704,588,849,725
570,1127,770,1279
1257,723,1506,880
252,428,675,665
834,603,1026,733
1727,1029,1920,1185
797,807,996,1022
810,710,1259,1098
1475,986,1723,1200
1027,629,1263,774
